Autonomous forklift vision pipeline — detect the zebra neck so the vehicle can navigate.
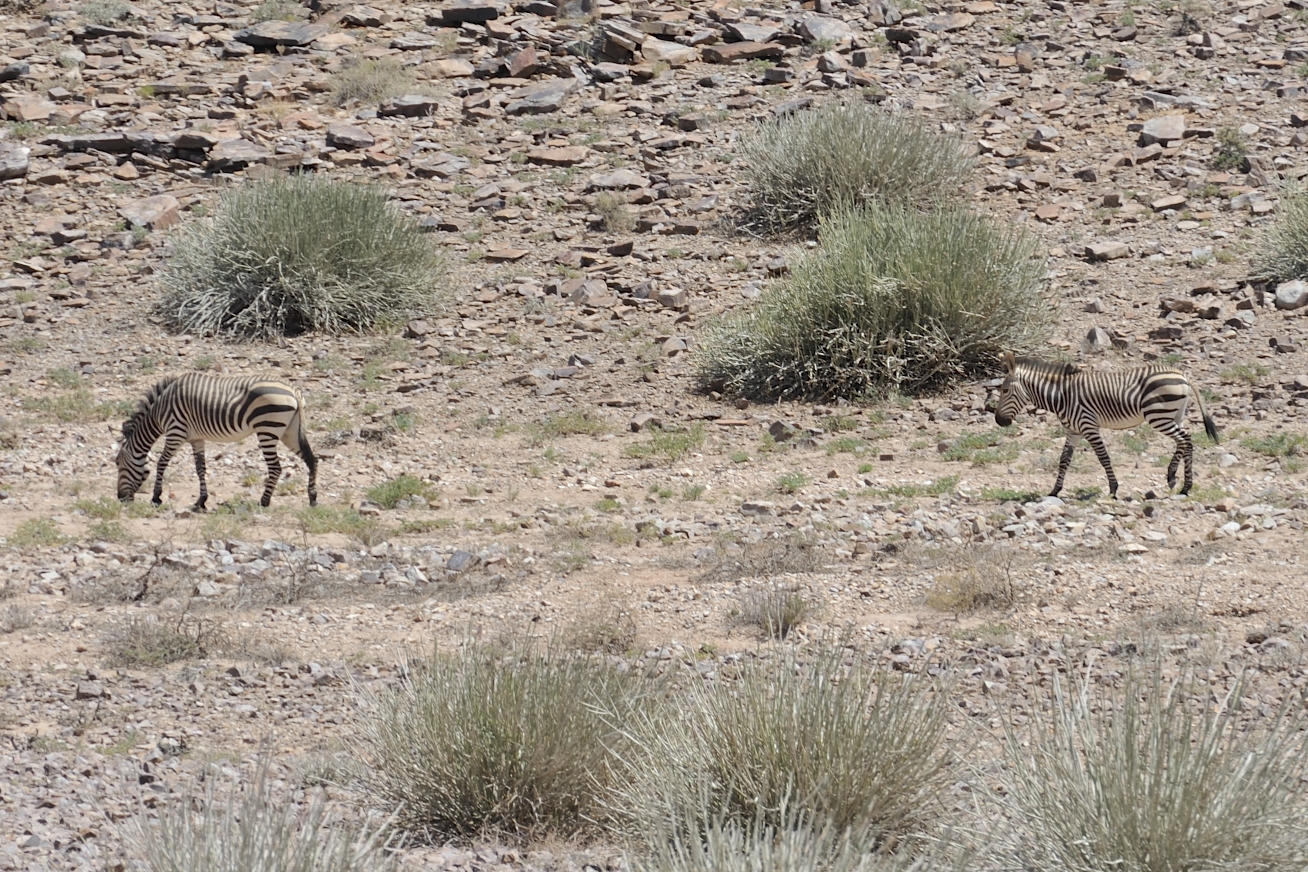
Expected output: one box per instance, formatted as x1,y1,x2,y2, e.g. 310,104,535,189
1024,374,1065,415
129,416,164,456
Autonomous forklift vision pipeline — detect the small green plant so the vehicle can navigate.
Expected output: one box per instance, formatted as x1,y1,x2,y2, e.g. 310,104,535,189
943,429,1018,466
23,389,131,423
593,191,635,233
625,424,706,463
1253,186,1308,283
865,475,960,500
86,519,130,542
826,436,867,455
157,174,448,340
730,451,750,464
193,355,215,372
79,0,134,25
249,0,302,21
366,474,436,510
681,484,706,501
7,518,65,549
1212,127,1248,172
775,471,811,495
73,496,122,520
980,487,1041,502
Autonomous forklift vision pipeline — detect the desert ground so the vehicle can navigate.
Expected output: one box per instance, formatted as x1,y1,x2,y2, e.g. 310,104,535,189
3,0,1308,868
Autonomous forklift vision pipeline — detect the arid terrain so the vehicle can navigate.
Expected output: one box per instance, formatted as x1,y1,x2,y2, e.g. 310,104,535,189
3,0,1308,868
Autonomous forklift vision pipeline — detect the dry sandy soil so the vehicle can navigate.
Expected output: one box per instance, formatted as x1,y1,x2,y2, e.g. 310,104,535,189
2,0,1308,868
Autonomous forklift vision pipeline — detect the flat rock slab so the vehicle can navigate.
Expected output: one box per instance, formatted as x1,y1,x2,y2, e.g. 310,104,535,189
1275,280,1308,310
438,0,505,23
1139,114,1187,145
208,137,270,169
3,94,54,122
799,15,853,44
641,37,697,66
119,194,180,231
923,12,975,31
379,94,442,117
1085,240,1130,261
325,123,374,149
527,146,588,166
234,21,330,47
504,78,578,116
725,22,780,42
588,168,649,189
702,41,784,63
0,144,29,180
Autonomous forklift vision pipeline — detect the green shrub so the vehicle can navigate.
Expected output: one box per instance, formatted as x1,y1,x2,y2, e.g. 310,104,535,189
7,518,65,549
104,615,221,668
157,175,447,339
1211,126,1248,172
996,664,1308,872
355,640,647,841
624,424,706,463
79,0,134,25
697,203,1050,400
1254,185,1308,282
738,584,817,640
740,99,975,233
330,57,413,107
610,644,949,846
126,750,398,872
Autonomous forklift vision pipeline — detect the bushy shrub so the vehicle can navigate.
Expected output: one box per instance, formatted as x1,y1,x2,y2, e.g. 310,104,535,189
609,644,950,847
126,751,398,872
355,640,647,842
1253,185,1308,282
740,99,975,233
996,664,1308,872
157,174,447,340
696,203,1050,400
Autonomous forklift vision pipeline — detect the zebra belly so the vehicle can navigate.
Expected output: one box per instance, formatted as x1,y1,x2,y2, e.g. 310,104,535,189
1096,411,1145,431
182,425,260,445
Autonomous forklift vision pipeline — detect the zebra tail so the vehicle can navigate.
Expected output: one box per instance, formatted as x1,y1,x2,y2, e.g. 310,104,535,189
294,411,315,462
1192,380,1219,444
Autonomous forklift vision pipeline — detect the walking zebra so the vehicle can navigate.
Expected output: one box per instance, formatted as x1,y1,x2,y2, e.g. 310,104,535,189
115,373,318,510
992,352,1218,498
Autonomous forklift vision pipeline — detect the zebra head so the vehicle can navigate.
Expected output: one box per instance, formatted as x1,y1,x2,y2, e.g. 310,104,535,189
116,416,148,502
994,351,1031,428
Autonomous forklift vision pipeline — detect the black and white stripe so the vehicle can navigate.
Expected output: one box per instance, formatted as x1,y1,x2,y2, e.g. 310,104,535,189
993,352,1219,498
115,373,318,510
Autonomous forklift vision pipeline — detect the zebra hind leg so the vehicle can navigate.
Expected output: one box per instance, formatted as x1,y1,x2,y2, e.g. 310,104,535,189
1177,432,1196,495
191,441,209,512
258,432,282,508
1085,430,1120,498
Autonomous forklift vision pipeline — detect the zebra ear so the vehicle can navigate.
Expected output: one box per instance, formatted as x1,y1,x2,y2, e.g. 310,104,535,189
1001,351,1016,373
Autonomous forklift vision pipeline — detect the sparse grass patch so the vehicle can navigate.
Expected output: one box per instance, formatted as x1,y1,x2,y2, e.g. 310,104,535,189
865,475,960,500
979,486,1041,503
1221,362,1270,384
995,664,1308,872
126,749,398,872
529,408,609,444
740,99,975,232
24,389,132,423
330,56,413,107
157,174,448,340
610,644,949,844
775,471,810,495
104,614,223,668
826,436,866,455
355,639,647,842
1254,185,1308,283
0,604,35,634
249,0,302,22
7,518,65,549
86,520,130,542
564,601,638,655
924,545,1019,613
738,584,818,640
79,0,134,25
624,424,706,463
593,191,635,233
943,429,1018,466
1241,432,1308,458
296,506,390,547
367,474,437,510
697,203,1051,400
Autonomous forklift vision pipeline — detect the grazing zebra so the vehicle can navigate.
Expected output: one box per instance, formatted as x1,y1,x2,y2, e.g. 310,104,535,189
993,352,1218,498
115,373,318,510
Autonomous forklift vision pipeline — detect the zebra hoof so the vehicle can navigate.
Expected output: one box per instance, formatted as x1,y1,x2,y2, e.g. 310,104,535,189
260,497,271,508
309,498,318,508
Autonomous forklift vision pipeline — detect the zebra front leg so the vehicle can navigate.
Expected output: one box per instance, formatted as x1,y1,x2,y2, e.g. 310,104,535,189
191,441,209,512
1050,434,1081,497
152,436,184,505
257,433,282,508
1085,429,1120,498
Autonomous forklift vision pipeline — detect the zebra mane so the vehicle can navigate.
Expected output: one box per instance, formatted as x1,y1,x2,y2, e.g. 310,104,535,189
1015,356,1081,378
122,375,180,437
